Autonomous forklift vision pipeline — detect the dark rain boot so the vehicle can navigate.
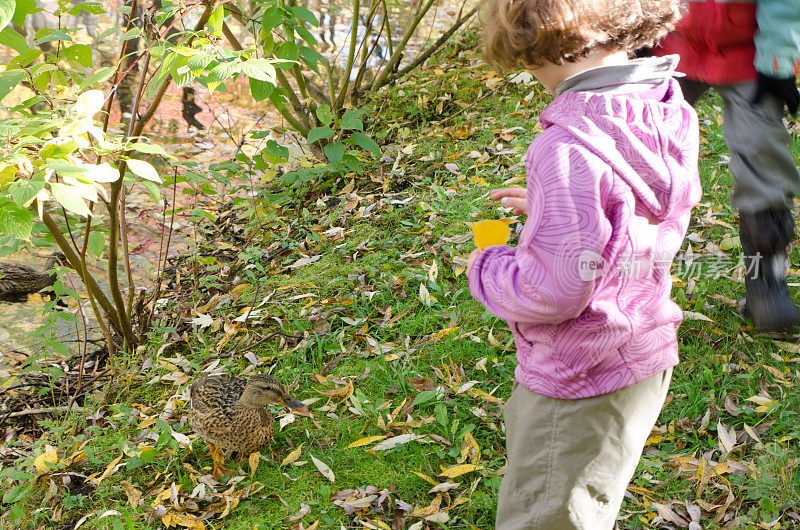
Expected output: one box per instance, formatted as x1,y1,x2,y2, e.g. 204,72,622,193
739,207,800,331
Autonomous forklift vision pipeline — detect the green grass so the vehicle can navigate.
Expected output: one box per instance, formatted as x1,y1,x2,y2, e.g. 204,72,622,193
3,34,800,529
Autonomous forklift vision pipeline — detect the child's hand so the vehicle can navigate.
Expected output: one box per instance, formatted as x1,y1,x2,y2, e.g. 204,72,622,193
490,187,527,215
466,248,481,276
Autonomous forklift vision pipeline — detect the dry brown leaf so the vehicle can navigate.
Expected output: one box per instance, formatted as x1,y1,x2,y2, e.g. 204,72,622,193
717,421,736,454
372,434,423,451
429,482,461,493
315,379,354,402
742,423,762,444
410,493,444,518
652,502,689,526
162,510,205,529
120,480,142,509
286,503,311,523
458,433,481,465
310,454,335,483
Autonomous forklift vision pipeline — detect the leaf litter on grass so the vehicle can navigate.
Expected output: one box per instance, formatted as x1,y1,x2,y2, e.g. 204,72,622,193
5,32,800,530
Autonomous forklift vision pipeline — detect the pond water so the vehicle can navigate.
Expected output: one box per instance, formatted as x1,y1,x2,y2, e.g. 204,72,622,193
0,0,477,357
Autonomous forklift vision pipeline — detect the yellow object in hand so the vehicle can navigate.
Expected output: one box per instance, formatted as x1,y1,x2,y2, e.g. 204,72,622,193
470,219,511,250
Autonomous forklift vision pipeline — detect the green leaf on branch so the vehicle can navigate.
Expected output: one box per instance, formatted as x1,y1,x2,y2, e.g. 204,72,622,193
324,142,345,164
290,6,319,27
0,0,14,30
125,159,162,183
120,28,142,41
0,27,27,55
207,61,237,93
170,54,193,86
12,0,36,26
0,202,32,241
261,7,282,31
295,26,317,47
78,67,116,90
130,143,168,156
342,153,361,171
349,132,380,156
240,59,276,83
0,163,16,186
276,42,298,61
0,70,26,103
262,140,288,163
207,4,224,36
249,78,274,102
260,31,275,55
32,29,71,47
67,2,104,16
50,182,91,217
140,180,161,203
299,45,323,72
46,161,87,177
146,52,178,99
187,53,215,76
62,44,93,68
308,126,334,144
341,109,364,131
87,230,105,258
10,180,45,207
316,104,333,125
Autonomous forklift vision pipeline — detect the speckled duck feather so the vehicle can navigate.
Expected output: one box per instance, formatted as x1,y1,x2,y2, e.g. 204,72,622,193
189,374,274,455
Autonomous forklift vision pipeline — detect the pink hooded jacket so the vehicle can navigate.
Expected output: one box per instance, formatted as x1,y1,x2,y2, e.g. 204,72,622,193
469,60,702,399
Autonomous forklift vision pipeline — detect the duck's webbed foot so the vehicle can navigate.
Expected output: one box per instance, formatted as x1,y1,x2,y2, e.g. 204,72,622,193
209,443,234,479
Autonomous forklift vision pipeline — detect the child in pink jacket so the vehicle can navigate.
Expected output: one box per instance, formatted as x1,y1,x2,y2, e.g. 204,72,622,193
468,0,702,527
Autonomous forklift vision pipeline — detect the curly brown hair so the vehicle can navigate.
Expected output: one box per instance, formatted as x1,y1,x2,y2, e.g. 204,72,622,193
483,0,681,71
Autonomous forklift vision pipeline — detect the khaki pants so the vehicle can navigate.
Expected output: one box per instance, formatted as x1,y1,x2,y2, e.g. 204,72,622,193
495,369,672,529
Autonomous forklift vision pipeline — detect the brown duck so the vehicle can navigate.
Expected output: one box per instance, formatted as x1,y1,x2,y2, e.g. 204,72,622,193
0,254,64,300
188,373,307,478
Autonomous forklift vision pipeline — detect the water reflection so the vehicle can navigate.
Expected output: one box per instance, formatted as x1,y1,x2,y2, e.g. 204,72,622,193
289,0,469,75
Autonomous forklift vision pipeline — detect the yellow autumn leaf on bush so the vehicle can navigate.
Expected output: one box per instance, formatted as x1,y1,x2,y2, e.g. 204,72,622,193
470,219,510,250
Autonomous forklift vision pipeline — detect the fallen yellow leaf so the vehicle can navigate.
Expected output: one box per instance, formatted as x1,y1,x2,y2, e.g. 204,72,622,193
281,443,303,466
470,219,510,250
248,452,260,476
347,435,387,449
89,453,124,485
163,510,205,529
413,471,439,486
459,433,481,465
33,450,59,473
438,463,484,478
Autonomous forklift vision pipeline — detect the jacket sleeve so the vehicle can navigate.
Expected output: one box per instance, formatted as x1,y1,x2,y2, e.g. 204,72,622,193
468,136,613,325
754,0,800,78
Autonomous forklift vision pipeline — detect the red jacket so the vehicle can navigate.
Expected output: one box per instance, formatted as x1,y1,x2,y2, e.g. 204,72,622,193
655,0,758,84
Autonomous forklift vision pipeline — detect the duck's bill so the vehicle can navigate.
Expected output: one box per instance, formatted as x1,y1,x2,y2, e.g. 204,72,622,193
282,397,312,416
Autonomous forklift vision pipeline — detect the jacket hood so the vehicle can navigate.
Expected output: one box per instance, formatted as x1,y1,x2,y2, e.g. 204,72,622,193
540,59,700,220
